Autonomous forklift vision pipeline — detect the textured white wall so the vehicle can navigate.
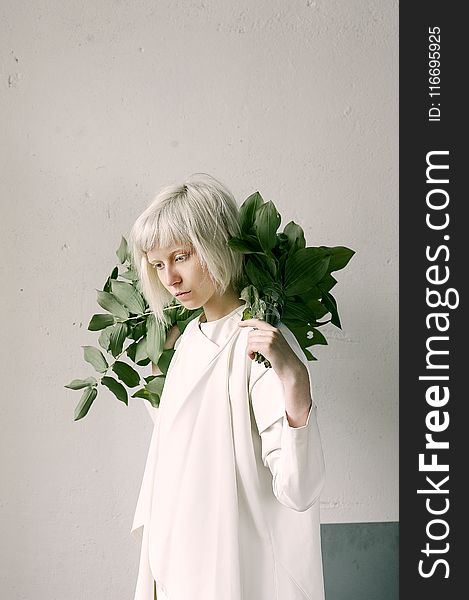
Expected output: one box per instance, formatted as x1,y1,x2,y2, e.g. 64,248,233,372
1,0,398,597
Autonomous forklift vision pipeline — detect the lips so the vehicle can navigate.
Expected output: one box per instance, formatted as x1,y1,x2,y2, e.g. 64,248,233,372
176,291,191,297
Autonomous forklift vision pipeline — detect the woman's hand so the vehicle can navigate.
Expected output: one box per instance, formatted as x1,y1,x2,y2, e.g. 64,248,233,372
237,318,306,386
238,318,312,427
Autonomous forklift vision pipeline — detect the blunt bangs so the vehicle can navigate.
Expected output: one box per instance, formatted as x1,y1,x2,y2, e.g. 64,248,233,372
128,174,246,328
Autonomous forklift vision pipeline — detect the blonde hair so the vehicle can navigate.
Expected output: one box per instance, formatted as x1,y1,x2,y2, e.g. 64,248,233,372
128,173,246,327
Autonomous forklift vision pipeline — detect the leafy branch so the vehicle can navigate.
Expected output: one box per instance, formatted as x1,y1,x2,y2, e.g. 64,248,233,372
65,237,201,421
66,193,355,421
231,191,355,366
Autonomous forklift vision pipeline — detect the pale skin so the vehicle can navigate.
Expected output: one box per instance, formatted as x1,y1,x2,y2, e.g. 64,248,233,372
147,243,312,428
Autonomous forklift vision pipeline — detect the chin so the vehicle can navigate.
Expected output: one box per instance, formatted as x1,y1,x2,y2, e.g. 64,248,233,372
176,295,199,308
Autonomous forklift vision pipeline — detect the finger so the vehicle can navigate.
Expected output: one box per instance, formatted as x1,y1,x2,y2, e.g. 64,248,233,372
247,328,275,338
238,318,272,329
247,346,262,359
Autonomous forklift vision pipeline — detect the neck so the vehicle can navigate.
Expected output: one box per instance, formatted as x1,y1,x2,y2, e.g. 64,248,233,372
200,289,245,323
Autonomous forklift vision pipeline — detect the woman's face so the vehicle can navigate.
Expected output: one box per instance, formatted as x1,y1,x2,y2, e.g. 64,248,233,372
147,243,216,309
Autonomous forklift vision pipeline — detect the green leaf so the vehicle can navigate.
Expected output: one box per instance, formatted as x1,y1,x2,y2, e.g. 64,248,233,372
242,306,253,320
169,304,194,324
284,249,331,296
247,253,278,281
127,334,152,365
103,266,119,293
132,387,149,399
109,322,128,357
101,376,128,405
307,327,328,346
126,340,137,361
110,280,146,315
120,268,138,281
131,387,161,408
175,309,203,334
283,298,325,324
319,246,355,272
245,260,269,290
316,273,337,293
135,337,149,364
112,361,141,388
129,320,146,341
283,221,306,255
281,322,318,361
96,290,130,319
145,375,165,396
296,283,321,300
321,290,342,328
240,284,260,308
65,377,97,390
157,348,175,375
295,294,329,320
303,348,317,361
146,313,165,364
148,393,161,408
244,298,267,320
226,236,262,254
263,255,278,280
88,313,116,331
277,232,289,246
98,326,113,351
116,236,128,264
74,386,98,421
245,256,275,290
239,191,264,233
254,201,281,254
83,346,108,373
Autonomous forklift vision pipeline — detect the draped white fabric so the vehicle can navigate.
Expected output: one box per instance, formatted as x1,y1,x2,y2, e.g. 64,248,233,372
131,304,326,600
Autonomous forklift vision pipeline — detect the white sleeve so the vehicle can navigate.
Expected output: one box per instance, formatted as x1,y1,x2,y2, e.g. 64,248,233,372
249,323,326,511
259,405,325,511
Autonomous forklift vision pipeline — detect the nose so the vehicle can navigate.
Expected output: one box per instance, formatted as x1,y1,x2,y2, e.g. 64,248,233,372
162,264,182,288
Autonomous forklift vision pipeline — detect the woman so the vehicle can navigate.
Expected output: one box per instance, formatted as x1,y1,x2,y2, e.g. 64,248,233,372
128,173,326,600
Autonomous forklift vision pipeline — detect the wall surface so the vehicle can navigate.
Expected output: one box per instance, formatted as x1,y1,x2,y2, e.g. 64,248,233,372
322,522,399,600
1,0,398,598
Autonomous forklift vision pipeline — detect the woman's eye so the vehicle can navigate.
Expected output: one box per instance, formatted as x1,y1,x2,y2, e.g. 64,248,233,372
152,253,189,270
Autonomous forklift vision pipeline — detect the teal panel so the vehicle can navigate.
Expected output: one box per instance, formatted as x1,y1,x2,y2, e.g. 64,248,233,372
321,522,399,600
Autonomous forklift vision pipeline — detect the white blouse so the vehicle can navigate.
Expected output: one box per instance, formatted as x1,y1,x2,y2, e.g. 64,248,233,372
134,303,326,600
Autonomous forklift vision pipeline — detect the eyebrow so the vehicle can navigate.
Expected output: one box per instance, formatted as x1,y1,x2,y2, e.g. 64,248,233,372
148,248,188,264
